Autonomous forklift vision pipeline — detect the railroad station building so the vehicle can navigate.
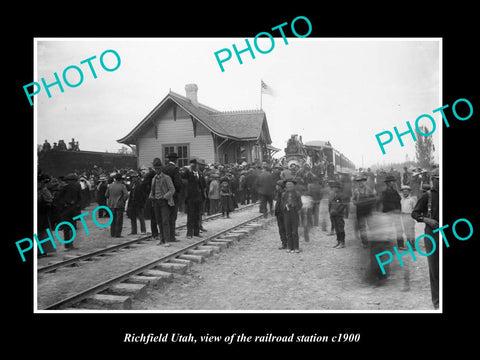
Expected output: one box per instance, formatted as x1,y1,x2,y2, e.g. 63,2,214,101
117,84,277,168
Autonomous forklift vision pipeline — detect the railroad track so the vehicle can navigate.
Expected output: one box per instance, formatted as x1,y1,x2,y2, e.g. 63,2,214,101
43,212,274,310
38,202,258,274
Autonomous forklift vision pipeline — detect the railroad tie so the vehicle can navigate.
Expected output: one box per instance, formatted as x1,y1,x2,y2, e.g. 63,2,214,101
178,254,204,263
187,248,214,257
168,257,192,266
217,234,241,242
206,240,229,249
156,262,189,274
126,275,165,287
211,237,237,246
82,294,132,310
199,245,221,253
107,283,148,298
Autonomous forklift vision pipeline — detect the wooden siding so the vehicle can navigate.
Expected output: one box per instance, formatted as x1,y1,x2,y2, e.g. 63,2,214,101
136,104,214,167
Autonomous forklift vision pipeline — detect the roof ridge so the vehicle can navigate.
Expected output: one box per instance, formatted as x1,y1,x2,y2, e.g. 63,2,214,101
216,109,264,114
168,90,220,113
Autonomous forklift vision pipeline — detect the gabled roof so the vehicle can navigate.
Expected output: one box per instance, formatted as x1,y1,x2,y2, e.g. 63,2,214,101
117,90,272,145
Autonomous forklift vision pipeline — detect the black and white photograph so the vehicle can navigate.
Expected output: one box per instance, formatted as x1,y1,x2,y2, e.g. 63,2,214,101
7,7,479,354
33,38,442,312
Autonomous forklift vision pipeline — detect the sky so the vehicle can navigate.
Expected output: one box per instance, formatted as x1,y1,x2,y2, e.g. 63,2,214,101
35,38,441,169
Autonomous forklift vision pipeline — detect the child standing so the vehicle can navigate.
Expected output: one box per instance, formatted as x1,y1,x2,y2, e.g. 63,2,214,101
208,173,220,214
400,185,417,249
220,176,234,218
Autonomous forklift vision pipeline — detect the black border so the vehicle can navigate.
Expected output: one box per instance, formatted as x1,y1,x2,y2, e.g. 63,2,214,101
7,5,478,354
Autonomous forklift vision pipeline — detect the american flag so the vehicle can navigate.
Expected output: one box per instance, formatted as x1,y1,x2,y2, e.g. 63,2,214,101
261,80,274,96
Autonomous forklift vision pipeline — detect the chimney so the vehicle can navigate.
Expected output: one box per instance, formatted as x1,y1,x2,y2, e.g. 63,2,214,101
185,84,198,106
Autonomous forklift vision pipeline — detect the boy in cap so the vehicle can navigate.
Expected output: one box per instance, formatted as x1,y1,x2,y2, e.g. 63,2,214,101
281,178,303,253
400,185,417,249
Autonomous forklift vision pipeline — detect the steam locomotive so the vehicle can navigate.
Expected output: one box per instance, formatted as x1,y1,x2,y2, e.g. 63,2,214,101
282,134,355,180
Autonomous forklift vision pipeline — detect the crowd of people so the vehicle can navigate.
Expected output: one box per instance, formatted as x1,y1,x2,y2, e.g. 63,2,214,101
39,138,80,152
37,156,439,309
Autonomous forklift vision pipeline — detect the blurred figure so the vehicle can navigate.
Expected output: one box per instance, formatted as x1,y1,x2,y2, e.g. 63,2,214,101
37,173,56,256
412,168,440,309
55,173,82,249
379,175,404,249
255,166,275,218
352,174,376,248
329,181,347,249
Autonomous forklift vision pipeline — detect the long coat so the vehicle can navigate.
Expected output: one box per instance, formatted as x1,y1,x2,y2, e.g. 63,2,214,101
182,169,206,203
55,181,82,221
255,171,276,196
105,182,129,209
163,162,182,200
127,179,148,217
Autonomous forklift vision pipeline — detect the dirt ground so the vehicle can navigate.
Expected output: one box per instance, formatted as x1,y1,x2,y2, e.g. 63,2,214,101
36,203,262,309
135,213,434,311
36,202,435,311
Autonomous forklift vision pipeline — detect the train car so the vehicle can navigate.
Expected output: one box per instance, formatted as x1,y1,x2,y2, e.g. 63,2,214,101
38,149,137,177
283,134,355,179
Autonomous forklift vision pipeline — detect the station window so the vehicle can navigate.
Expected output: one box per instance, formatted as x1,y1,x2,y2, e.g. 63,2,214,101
164,144,189,167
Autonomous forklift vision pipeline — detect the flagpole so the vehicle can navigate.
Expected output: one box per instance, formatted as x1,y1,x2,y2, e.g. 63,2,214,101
260,80,263,110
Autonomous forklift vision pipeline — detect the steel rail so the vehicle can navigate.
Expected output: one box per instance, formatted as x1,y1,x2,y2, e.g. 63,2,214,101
38,202,258,274
43,213,265,310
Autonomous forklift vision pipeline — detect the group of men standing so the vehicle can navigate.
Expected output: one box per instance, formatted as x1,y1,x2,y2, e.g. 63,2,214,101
105,153,206,245
286,166,440,309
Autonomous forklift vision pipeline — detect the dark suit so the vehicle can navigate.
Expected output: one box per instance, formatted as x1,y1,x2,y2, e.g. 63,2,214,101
54,181,82,248
163,162,182,241
182,168,206,236
412,188,439,309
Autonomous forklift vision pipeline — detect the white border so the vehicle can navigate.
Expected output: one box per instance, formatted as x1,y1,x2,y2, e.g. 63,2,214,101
33,37,443,314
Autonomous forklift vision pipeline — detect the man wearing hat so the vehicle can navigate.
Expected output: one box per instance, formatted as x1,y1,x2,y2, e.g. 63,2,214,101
255,165,276,218
55,173,82,249
96,175,109,218
329,180,347,249
149,158,175,246
182,158,206,238
106,173,129,238
274,179,287,249
352,174,376,248
163,152,183,242
126,171,147,235
412,167,440,309
380,174,404,249
281,178,303,253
